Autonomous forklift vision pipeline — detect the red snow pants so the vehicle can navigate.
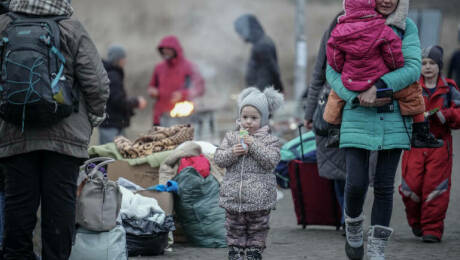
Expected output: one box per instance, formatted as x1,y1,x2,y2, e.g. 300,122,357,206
399,135,453,239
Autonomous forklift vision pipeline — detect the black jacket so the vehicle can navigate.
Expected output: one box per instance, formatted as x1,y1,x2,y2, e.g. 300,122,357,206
101,61,138,129
0,1,8,15
234,14,283,93
448,50,460,87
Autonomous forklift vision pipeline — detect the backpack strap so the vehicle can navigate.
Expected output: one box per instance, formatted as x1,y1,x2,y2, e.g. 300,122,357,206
440,76,460,108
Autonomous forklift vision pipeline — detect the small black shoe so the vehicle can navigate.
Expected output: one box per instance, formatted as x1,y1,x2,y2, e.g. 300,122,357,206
411,227,423,237
326,125,341,148
246,247,263,260
411,122,443,148
345,240,364,260
228,246,244,260
422,235,441,243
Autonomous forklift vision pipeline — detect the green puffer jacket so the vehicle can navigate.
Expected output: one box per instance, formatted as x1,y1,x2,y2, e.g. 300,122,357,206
326,18,421,151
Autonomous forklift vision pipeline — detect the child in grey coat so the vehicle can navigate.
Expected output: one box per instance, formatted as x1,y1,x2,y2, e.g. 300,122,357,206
215,87,283,260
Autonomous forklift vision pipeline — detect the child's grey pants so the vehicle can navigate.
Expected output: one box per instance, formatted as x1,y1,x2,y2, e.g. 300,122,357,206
225,210,270,249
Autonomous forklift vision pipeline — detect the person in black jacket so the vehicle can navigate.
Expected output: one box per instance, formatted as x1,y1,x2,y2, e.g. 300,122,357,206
99,44,146,144
448,26,460,87
234,14,284,93
0,1,8,15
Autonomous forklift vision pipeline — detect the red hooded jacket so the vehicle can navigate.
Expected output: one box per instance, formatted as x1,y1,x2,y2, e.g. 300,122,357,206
326,0,405,91
399,76,460,239
148,36,205,125
420,76,460,139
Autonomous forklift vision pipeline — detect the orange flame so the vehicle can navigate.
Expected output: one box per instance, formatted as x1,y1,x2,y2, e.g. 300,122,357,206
170,101,194,118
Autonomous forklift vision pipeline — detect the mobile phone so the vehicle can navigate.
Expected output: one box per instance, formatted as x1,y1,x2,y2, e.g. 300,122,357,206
376,88,394,99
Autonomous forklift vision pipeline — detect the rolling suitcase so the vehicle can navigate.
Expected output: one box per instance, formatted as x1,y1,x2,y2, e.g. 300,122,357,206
288,124,341,229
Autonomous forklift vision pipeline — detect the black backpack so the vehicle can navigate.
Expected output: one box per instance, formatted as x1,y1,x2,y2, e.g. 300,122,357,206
0,13,77,130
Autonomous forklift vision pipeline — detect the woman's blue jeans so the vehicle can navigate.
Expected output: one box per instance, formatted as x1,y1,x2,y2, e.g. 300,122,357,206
334,180,345,225
344,148,402,226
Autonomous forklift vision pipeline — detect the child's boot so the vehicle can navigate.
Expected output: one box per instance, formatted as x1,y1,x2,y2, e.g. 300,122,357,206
228,246,244,260
246,247,263,260
411,121,443,148
367,225,393,260
326,124,341,148
345,213,364,260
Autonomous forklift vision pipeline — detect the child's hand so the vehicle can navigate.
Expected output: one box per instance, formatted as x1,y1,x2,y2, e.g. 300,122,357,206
243,135,254,146
232,144,248,156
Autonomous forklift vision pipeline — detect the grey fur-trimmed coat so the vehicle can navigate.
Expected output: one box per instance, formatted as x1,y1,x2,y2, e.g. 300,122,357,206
214,125,281,213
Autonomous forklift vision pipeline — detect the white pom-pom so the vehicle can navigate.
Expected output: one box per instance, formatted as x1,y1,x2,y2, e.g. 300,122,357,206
263,86,284,114
237,87,260,107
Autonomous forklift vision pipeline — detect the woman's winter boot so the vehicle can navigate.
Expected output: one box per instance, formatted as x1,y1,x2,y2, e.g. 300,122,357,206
228,246,244,260
345,213,365,260
246,247,263,260
367,225,393,260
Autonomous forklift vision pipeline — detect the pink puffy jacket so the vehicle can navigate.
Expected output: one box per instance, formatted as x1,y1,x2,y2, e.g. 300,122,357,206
326,0,405,92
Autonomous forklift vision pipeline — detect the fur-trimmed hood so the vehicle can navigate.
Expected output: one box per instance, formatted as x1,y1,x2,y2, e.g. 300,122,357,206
385,0,409,31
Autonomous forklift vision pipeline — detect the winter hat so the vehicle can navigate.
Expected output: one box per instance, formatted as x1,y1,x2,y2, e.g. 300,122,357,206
238,87,284,127
422,45,444,71
107,44,126,65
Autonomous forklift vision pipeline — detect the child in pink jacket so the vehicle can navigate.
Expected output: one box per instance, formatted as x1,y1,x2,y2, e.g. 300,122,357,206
324,0,442,149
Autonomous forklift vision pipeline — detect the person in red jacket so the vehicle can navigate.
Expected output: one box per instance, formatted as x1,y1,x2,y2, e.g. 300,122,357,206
399,45,460,243
324,0,442,149
148,35,205,126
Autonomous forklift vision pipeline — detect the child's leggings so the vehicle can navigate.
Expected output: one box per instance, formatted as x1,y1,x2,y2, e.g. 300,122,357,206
225,210,270,249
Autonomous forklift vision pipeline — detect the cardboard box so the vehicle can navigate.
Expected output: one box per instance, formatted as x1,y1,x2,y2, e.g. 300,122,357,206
108,160,159,187
107,160,173,215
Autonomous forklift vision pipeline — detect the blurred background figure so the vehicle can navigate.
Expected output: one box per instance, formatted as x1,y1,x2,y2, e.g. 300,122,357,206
302,12,347,230
100,44,147,144
448,25,460,87
147,35,205,126
234,14,284,93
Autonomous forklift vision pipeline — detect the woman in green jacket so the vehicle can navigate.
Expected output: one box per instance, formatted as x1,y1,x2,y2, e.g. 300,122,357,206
326,0,420,259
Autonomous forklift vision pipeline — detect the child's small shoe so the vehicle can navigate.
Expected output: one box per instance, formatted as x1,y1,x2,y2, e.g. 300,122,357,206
422,234,441,243
411,226,423,237
246,247,263,260
228,246,244,260
411,122,443,148
326,124,341,148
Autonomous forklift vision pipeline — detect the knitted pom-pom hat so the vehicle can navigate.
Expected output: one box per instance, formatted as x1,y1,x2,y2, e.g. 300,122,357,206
237,86,284,127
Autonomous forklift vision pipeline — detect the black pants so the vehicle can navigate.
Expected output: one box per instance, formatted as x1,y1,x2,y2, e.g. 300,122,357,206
345,148,402,226
2,151,81,260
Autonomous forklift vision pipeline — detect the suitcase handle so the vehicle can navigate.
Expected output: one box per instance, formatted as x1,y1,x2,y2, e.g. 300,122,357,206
298,123,305,161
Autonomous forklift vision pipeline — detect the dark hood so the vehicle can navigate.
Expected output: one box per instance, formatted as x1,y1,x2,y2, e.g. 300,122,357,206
103,60,124,78
234,14,265,43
